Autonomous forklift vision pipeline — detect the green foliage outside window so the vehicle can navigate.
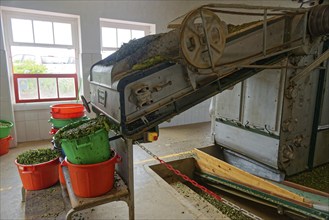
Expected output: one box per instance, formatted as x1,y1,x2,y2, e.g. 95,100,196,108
13,60,48,74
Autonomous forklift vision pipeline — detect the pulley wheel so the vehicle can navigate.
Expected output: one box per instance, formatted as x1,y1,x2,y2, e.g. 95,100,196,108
180,8,227,69
308,4,329,37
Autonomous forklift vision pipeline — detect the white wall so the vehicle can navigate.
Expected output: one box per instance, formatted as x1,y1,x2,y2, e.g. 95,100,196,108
0,0,302,144
0,19,17,147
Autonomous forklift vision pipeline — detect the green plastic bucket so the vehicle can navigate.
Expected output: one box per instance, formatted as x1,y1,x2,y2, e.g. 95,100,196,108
60,128,110,164
0,120,14,139
48,116,88,128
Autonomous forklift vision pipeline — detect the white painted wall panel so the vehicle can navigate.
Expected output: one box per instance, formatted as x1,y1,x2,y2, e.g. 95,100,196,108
243,69,283,131
215,83,242,121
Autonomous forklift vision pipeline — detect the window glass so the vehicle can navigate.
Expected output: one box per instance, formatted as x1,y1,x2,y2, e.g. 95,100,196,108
117,28,131,47
11,46,76,74
4,10,79,103
39,78,57,98
33,20,54,44
54,22,72,45
11,18,33,43
131,30,145,39
18,78,38,100
100,21,153,60
58,78,75,98
101,50,116,59
102,27,117,47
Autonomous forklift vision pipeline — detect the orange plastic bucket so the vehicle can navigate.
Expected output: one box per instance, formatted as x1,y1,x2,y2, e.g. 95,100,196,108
50,104,85,119
58,162,66,186
15,157,60,190
63,152,120,198
0,136,13,156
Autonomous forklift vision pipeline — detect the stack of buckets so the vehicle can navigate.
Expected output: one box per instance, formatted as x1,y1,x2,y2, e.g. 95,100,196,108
0,120,13,156
54,115,120,198
49,104,87,136
49,104,88,187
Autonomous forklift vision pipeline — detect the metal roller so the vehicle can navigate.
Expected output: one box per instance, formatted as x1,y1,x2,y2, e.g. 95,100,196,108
180,9,227,69
308,4,329,37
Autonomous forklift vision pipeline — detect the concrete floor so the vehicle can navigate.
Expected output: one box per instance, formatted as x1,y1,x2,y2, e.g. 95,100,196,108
0,122,230,220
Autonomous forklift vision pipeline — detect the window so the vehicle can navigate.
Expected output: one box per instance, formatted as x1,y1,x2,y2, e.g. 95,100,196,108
100,18,155,59
1,8,80,103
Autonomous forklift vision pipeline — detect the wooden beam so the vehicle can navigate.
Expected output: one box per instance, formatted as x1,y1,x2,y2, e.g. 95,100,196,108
193,148,310,205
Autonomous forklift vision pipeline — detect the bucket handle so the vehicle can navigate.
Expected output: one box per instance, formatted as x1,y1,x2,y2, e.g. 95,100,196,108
21,170,33,174
20,165,35,173
76,136,92,149
76,142,92,149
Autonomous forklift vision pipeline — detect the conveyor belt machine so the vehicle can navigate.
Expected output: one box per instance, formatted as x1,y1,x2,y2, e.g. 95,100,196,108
87,3,329,176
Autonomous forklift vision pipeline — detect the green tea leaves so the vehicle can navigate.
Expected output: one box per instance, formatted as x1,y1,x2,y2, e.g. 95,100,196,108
16,148,60,165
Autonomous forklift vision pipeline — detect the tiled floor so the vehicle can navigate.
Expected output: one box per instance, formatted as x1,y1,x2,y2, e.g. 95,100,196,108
0,122,228,220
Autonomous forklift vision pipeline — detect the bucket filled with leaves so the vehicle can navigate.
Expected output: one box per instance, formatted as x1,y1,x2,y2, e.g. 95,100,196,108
15,148,60,190
0,120,13,139
62,150,121,197
54,115,116,164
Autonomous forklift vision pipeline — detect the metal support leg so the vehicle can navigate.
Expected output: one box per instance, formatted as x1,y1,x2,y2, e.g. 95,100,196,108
66,209,75,220
127,139,135,220
21,187,25,202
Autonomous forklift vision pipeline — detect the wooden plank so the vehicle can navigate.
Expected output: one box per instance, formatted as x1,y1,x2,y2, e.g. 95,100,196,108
282,181,329,198
193,148,309,204
270,181,329,207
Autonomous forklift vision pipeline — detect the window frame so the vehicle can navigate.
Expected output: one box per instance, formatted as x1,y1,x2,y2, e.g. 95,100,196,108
1,7,81,103
100,18,155,58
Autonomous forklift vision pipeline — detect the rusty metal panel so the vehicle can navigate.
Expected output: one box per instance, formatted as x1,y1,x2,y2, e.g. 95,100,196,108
279,54,320,175
213,48,326,175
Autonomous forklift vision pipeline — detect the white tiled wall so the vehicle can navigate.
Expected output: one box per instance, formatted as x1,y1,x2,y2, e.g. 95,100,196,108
14,109,52,142
0,48,17,147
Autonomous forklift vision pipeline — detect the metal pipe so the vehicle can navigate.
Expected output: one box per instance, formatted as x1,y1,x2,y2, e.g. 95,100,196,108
263,9,268,56
290,49,329,82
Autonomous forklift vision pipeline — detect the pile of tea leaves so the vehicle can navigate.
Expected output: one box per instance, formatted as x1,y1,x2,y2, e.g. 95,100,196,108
132,55,168,71
17,148,60,165
198,191,253,220
0,121,12,127
286,163,329,193
55,115,117,140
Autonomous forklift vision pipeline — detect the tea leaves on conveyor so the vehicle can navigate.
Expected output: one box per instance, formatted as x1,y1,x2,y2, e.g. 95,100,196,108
16,148,60,165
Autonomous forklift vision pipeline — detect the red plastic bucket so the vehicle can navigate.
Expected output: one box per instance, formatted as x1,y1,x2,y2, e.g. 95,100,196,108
59,162,66,186
63,152,120,197
15,157,60,190
50,104,85,119
0,136,13,156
